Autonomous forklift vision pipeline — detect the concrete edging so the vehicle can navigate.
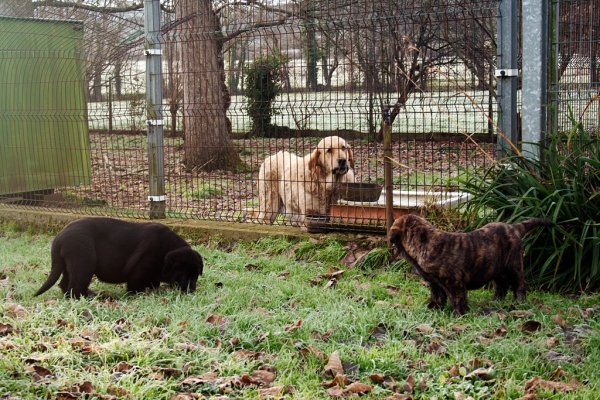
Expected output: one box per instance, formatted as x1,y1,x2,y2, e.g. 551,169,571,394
0,206,354,242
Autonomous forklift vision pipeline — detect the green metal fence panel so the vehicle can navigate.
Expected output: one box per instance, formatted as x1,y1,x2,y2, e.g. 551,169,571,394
0,16,90,196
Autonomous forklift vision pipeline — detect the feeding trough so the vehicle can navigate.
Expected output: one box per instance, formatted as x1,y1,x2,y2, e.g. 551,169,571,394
339,182,383,203
330,190,470,226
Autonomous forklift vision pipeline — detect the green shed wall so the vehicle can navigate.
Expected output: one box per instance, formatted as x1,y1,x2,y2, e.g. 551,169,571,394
0,16,91,196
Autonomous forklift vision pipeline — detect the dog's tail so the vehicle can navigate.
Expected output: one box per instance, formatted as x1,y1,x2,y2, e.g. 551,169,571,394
34,255,65,296
516,218,554,236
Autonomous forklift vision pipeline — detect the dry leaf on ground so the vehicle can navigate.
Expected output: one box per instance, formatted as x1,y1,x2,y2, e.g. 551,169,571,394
324,350,344,378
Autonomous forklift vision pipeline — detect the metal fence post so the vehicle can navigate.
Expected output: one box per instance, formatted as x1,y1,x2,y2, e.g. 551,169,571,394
521,0,548,160
382,106,393,249
547,0,559,137
144,0,166,218
496,0,519,158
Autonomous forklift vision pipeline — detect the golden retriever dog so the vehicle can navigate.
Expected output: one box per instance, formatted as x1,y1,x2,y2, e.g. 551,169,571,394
257,136,355,226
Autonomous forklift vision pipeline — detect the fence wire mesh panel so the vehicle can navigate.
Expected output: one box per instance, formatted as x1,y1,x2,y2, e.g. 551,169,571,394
164,0,500,230
551,0,599,134
0,3,150,218
0,1,596,231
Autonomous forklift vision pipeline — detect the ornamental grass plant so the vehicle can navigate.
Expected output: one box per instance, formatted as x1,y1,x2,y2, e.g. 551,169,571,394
458,112,599,292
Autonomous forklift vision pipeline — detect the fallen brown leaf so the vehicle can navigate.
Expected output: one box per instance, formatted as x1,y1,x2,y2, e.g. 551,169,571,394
25,365,53,381
324,350,344,378
284,319,303,332
550,366,567,380
174,342,199,351
5,303,28,319
546,337,559,348
346,382,373,394
326,385,346,398
233,349,266,360
258,385,293,399
419,376,427,392
310,329,333,342
524,376,578,393
111,361,135,373
465,368,496,380
416,324,435,334
324,279,337,289
403,374,415,394
450,324,469,333
252,370,276,385
510,310,534,318
206,313,226,326
256,332,270,342
424,341,447,355
299,345,328,361
521,320,542,333
320,268,345,279
368,373,386,383
179,372,219,386
552,314,567,328
322,374,349,387
277,270,290,279
0,323,15,336
107,385,129,397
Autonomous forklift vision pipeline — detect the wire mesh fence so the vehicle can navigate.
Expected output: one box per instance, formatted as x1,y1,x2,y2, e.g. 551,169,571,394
550,0,599,134
0,0,597,231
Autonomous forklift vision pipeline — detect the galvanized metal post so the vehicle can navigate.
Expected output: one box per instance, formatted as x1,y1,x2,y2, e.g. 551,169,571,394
144,0,166,218
547,0,559,137
496,0,519,159
521,0,548,160
382,106,393,249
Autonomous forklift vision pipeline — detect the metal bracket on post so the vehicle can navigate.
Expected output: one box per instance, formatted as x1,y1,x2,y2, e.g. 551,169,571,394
495,69,519,77
145,48,163,56
148,195,166,202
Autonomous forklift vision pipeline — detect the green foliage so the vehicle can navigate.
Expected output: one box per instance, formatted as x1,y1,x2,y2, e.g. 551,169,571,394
458,111,600,292
243,49,288,137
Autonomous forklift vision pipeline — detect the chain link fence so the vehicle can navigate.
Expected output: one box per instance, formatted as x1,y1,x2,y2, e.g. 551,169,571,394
0,0,597,231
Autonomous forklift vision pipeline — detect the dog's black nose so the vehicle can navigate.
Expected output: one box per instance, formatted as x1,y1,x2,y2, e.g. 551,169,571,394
338,158,347,168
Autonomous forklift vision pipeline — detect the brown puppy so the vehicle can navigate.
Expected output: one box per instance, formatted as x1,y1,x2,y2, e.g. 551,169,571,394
35,218,203,298
389,214,553,315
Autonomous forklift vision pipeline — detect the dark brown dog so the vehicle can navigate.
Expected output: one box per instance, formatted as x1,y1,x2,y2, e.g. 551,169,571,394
35,218,203,298
389,214,553,315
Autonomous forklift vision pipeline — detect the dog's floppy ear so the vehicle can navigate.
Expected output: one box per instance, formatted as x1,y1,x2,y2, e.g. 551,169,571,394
163,250,180,277
164,248,203,277
388,225,401,247
308,148,321,173
347,145,355,169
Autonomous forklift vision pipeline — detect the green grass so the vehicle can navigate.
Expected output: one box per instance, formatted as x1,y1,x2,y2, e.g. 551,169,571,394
1,227,600,399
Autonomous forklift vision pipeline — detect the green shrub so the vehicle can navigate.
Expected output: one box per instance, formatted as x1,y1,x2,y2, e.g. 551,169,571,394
458,113,599,292
243,49,288,136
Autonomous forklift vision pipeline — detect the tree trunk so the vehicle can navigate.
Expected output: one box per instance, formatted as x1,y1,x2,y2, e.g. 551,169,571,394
177,0,241,172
